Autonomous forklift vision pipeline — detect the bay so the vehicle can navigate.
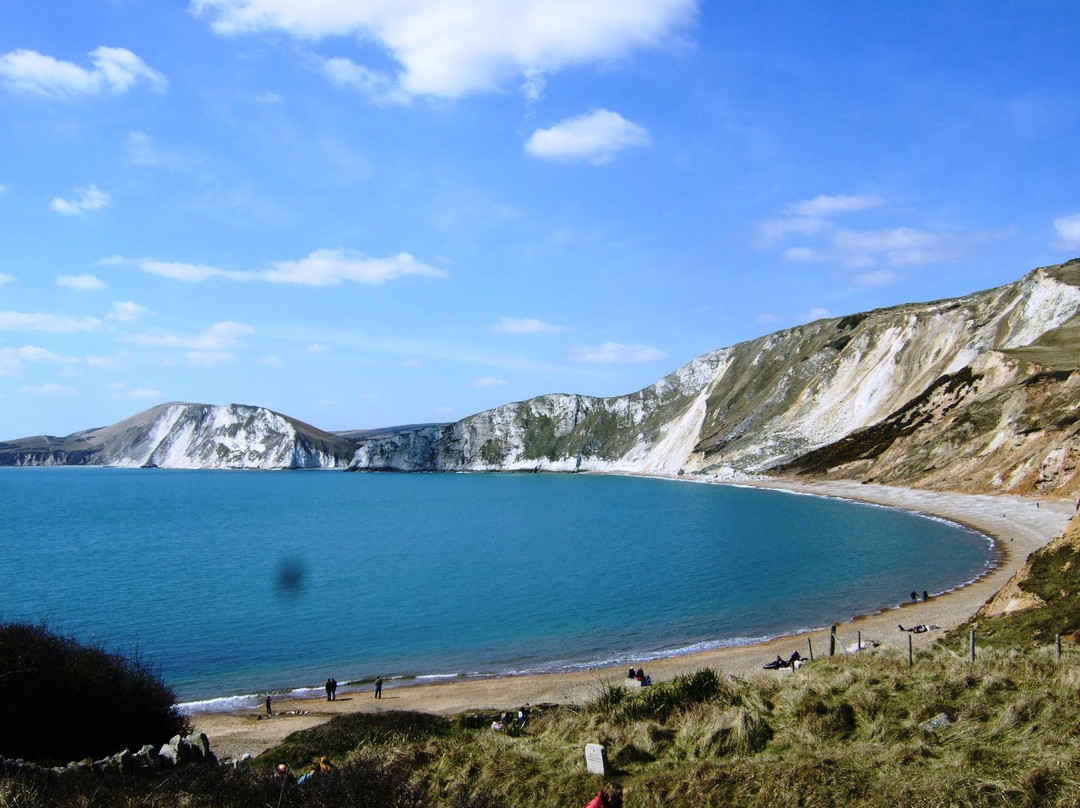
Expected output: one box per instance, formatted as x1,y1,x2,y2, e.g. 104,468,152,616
0,468,992,705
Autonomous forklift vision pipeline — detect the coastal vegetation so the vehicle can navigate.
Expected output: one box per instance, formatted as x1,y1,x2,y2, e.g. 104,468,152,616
6,645,1080,806
0,621,189,765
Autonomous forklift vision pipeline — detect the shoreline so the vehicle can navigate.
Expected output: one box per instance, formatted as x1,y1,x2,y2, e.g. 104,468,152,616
192,479,1075,762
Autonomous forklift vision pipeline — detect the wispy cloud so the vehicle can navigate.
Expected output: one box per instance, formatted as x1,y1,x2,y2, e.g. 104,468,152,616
124,250,447,286
525,109,650,164
490,316,570,334
0,273,14,286
107,301,152,322
0,311,102,332
1053,213,1080,251
57,274,107,291
186,351,235,366
20,382,77,394
126,321,253,350
51,185,110,215
0,345,79,376
124,384,159,397
319,57,410,105
569,341,666,363
476,376,507,387
192,0,695,99
0,47,166,98
756,194,997,276
786,194,885,218
799,307,831,323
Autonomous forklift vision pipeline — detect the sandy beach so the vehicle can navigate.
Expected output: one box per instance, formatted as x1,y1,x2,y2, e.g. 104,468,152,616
192,479,1076,762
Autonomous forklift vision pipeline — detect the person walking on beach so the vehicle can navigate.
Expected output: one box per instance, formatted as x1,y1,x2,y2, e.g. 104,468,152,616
330,678,337,700
325,678,333,701
265,695,273,716
375,676,383,699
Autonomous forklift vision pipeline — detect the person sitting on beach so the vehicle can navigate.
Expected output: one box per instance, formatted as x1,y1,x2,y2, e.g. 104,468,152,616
491,718,503,731
764,654,786,670
898,623,935,634
517,703,530,726
644,675,651,686
627,667,636,679
635,669,645,683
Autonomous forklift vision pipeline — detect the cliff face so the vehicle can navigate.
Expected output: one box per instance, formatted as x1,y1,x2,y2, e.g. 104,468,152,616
0,403,357,470
5,260,1080,486
349,260,1080,497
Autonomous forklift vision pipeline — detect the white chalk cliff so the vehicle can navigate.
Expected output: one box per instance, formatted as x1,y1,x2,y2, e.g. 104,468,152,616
4,259,1080,494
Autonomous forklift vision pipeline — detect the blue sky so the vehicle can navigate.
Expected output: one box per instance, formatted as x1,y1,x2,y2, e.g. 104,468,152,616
2,1,1079,439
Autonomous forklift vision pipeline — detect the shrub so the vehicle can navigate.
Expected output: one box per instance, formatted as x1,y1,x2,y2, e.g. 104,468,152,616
0,621,189,764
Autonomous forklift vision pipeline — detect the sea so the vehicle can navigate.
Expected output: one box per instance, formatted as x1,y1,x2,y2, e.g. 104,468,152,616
0,468,994,712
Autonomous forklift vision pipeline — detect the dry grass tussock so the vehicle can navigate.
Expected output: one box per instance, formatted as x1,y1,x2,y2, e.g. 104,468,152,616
8,648,1080,806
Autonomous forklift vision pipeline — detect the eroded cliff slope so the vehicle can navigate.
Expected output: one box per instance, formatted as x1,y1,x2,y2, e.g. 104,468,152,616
349,260,1080,497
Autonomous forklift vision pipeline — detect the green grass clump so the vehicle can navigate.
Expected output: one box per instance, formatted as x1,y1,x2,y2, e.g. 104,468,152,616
0,621,189,765
10,649,1080,806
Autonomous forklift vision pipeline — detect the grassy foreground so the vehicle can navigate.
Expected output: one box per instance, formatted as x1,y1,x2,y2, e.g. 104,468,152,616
6,646,1080,807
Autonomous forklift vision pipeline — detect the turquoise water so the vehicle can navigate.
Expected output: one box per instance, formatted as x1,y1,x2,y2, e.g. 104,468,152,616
0,468,992,707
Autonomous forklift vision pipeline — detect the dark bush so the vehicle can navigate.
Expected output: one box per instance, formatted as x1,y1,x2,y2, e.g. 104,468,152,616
0,621,189,764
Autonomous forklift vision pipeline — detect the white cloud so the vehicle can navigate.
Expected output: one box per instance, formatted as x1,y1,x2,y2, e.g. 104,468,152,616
0,184,6,194
107,301,152,322
320,57,410,105
490,316,570,334
1053,213,1080,251
261,355,283,366
306,344,328,353
260,250,446,285
256,91,283,104
569,341,666,363
0,273,14,286
476,376,507,387
51,184,111,215
57,274,107,291
525,109,650,164
128,250,446,285
126,321,253,350
0,345,79,376
0,311,102,332
87,356,118,368
192,0,695,99
786,194,885,218
20,382,77,394
755,313,778,324
0,47,166,98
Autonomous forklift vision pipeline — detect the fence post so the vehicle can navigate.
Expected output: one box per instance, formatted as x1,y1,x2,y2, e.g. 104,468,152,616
829,625,836,657
807,638,814,661
970,629,976,662
908,634,913,668
1058,634,1063,662
857,630,862,653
